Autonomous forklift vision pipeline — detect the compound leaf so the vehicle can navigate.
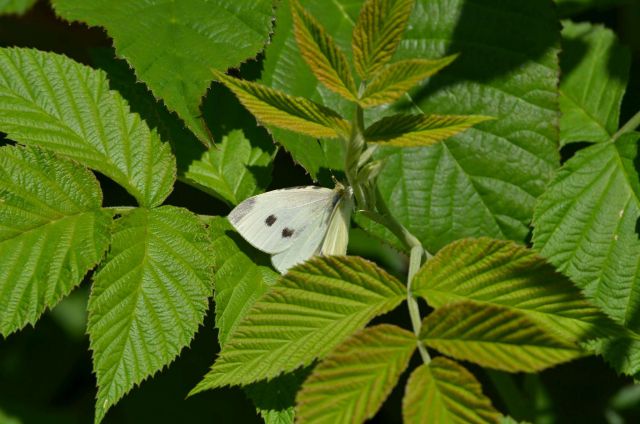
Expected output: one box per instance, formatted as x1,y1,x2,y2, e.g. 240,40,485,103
352,0,415,79
559,21,630,145
403,357,500,424
413,237,619,342
0,145,111,336
261,0,357,178
89,206,213,423
420,302,582,372
0,47,175,208
296,324,415,424
51,0,273,145
191,256,405,392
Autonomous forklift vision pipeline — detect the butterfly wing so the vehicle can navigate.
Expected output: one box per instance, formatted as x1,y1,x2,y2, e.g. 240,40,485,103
271,210,333,273
320,189,354,256
228,186,338,255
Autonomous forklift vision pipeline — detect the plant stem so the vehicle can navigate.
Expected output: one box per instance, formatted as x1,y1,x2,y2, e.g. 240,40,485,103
346,88,431,364
407,245,430,363
614,109,640,140
358,208,431,363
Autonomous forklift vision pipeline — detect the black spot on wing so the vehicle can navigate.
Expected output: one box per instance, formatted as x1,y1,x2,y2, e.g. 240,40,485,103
265,214,277,226
282,228,295,238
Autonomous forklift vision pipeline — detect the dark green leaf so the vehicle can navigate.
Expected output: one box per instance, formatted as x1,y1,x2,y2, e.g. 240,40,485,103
51,0,274,145
559,21,630,145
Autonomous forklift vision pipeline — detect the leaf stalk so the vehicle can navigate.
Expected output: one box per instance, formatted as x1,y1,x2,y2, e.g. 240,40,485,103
614,109,640,140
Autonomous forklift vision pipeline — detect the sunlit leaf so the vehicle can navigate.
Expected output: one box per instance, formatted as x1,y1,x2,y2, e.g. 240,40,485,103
559,21,630,145
89,206,213,423
0,146,111,336
261,0,356,178
296,324,415,423
403,357,500,424
291,0,357,100
420,302,582,372
533,134,640,329
213,70,350,139
0,47,176,207
365,113,491,147
371,0,561,252
413,238,619,342
51,0,273,145
359,57,456,107
191,256,405,392
352,0,415,79
185,130,274,206
207,216,278,347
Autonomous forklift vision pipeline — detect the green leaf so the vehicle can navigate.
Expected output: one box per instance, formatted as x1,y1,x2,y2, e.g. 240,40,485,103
51,0,273,145
185,130,274,206
372,0,560,252
0,47,176,208
533,133,640,328
420,301,583,372
0,0,36,15
352,0,415,79
412,237,618,343
191,255,405,392
296,324,415,424
261,0,357,178
89,49,207,178
359,57,457,107
0,146,111,336
206,216,295,422
291,0,357,101
403,357,500,424
559,21,630,145
213,70,350,139
245,370,309,424
365,113,491,147
207,216,278,347
586,337,640,377
89,206,213,423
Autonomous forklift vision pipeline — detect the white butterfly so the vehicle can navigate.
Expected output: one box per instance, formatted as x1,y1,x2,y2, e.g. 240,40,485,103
228,183,354,274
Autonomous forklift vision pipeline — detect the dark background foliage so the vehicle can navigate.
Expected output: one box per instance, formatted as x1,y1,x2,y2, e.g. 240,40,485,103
1,1,639,423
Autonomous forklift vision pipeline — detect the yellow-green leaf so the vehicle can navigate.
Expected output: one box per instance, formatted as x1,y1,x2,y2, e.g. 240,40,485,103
359,56,457,107
352,0,415,79
296,324,415,424
365,113,491,146
412,238,619,343
403,357,501,424
291,0,357,101
420,301,582,372
191,256,405,392
213,70,350,139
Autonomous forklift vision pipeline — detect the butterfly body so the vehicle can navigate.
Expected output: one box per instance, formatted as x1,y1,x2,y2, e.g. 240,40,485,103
228,184,353,273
